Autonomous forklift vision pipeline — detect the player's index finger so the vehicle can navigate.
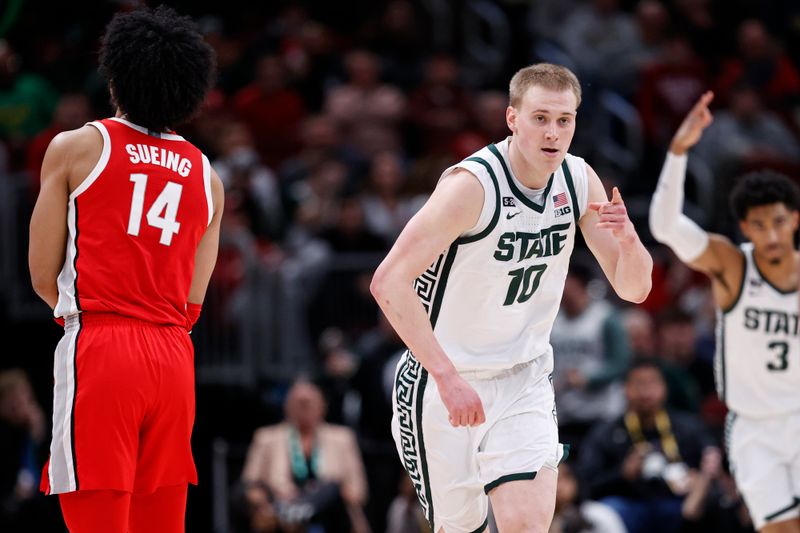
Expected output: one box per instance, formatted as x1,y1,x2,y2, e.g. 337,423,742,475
693,91,714,113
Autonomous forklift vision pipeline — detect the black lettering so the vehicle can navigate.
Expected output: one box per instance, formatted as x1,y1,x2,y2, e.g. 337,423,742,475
775,312,790,334
517,232,535,262
764,310,777,333
551,231,567,256
494,233,515,261
743,308,759,330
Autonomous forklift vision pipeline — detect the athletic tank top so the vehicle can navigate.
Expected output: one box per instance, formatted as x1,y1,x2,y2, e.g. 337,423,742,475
54,117,213,327
715,243,800,418
413,138,589,371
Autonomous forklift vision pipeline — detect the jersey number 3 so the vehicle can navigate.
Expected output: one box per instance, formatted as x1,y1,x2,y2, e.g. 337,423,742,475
127,173,183,246
767,341,789,372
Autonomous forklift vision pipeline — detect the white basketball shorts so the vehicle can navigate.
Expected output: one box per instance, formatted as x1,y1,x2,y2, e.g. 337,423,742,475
391,348,567,533
726,411,800,530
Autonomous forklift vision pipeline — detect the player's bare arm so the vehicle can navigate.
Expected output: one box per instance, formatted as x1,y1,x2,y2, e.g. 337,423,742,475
29,126,103,309
580,166,653,303
649,91,745,310
371,169,487,427
187,167,224,306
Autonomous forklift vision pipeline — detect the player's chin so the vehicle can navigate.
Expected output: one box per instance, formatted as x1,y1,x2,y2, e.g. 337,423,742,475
539,152,564,171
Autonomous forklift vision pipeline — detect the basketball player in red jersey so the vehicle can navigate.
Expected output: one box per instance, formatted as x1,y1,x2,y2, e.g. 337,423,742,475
28,7,221,533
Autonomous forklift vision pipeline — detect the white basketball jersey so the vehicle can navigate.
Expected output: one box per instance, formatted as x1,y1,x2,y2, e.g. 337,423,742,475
413,138,589,371
715,243,800,418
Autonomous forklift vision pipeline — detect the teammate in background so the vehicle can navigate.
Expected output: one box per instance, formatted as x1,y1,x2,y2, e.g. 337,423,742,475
28,7,222,533
650,92,800,533
371,63,652,533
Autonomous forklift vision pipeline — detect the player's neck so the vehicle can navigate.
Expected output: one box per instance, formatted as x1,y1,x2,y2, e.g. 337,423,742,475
753,249,800,290
507,137,551,189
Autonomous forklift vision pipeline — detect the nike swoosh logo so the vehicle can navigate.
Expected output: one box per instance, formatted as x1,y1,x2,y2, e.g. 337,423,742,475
506,211,522,220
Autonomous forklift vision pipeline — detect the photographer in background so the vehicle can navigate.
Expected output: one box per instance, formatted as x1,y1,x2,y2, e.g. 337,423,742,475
577,360,721,533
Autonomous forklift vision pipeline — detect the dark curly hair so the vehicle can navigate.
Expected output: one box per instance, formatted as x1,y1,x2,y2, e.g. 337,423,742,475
98,5,215,132
729,170,800,221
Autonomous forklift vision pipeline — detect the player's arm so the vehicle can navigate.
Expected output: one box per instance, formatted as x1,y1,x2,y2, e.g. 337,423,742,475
649,91,744,308
29,132,74,309
186,167,225,324
370,169,486,427
580,167,653,303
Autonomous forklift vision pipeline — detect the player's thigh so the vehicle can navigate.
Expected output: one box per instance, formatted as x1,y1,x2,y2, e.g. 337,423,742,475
391,353,488,533
477,355,564,496
129,483,188,533
59,489,131,533
488,467,557,533
134,327,197,493
729,415,800,530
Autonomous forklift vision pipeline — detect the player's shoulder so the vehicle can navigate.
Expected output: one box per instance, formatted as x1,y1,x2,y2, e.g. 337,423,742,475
48,123,103,158
564,152,586,167
43,124,104,188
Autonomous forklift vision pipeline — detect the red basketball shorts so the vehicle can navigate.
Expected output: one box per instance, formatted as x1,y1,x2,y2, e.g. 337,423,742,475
41,313,198,495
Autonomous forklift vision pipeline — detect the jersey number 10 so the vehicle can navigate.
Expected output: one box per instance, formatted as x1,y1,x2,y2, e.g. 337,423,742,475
504,264,548,306
127,173,183,246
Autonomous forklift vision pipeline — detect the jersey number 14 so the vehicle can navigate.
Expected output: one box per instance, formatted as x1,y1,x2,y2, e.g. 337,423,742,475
127,173,183,246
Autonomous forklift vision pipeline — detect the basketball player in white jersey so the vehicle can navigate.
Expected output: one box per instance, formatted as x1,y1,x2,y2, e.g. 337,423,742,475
650,92,800,533
371,63,653,533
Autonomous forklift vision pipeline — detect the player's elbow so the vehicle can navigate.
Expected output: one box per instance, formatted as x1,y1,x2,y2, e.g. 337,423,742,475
624,284,651,304
30,271,57,305
370,261,408,306
370,263,390,303
618,272,653,304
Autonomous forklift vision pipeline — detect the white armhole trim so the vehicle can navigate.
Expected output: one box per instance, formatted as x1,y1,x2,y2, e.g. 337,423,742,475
202,154,213,227
565,154,590,220
69,121,111,200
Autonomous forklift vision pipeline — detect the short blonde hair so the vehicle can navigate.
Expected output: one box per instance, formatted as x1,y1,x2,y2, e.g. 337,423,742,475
509,63,581,109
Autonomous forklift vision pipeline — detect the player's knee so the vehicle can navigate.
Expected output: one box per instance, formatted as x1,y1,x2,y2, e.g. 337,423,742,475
494,506,548,533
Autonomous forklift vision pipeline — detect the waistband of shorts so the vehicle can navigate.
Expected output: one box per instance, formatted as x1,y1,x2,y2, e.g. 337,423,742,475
456,359,535,381
64,312,185,331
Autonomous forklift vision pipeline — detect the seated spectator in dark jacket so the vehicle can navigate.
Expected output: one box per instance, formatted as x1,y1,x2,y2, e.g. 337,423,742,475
577,360,719,533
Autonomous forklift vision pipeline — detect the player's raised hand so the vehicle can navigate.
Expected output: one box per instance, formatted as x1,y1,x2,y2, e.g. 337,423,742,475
670,91,714,155
435,371,486,427
588,187,636,243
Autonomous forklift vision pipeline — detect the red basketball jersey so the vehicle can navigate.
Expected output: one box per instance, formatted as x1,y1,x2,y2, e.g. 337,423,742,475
54,117,213,327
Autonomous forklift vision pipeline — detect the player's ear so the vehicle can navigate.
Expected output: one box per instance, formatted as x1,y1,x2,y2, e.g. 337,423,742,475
738,219,750,240
790,209,799,232
506,105,517,134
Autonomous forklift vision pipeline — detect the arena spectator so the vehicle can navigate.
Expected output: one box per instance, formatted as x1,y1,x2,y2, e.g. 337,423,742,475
233,53,307,167
241,380,369,533
578,359,719,533
325,49,406,157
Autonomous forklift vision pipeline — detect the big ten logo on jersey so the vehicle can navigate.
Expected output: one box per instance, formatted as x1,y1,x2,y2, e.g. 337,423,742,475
553,192,571,218
126,143,192,177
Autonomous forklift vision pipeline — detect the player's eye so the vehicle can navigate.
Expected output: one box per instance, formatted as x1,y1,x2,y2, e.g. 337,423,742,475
559,118,571,125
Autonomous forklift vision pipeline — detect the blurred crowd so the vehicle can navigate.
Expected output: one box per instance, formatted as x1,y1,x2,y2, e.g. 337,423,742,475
1,0,799,532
